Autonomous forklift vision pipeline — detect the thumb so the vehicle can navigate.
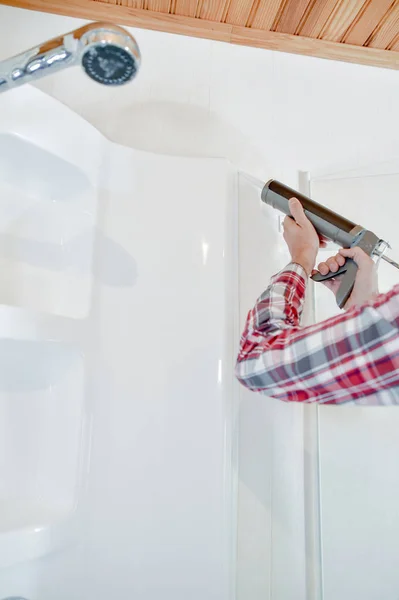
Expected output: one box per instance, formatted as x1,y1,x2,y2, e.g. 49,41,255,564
289,198,308,226
339,247,373,269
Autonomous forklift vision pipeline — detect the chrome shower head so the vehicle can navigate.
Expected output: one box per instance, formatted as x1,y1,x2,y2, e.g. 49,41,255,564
79,23,140,85
0,22,141,93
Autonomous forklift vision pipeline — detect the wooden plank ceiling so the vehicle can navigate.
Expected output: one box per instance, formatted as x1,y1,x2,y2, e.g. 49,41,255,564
2,0,399,69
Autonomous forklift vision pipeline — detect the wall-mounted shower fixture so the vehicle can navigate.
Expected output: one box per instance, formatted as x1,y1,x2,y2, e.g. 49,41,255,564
0,22,141,93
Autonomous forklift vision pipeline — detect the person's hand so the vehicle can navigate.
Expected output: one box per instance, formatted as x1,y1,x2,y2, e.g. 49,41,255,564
312,247,379,310
283,197,327,276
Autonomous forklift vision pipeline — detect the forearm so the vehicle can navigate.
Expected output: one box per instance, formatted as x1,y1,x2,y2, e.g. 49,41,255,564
236,270,399,404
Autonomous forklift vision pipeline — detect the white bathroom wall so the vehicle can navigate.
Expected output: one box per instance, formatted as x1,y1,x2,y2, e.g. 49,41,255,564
310,169,399,600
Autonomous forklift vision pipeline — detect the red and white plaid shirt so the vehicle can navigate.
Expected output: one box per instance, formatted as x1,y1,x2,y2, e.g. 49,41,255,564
236,263,399,405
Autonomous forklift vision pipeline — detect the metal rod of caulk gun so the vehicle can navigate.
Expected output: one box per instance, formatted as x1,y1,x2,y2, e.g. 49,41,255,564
380,255,399,270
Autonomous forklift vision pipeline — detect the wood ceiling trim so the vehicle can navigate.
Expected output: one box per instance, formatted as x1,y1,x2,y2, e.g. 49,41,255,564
367,0,399,48
2,0,399,70
342,0,395,46
230,25,398,69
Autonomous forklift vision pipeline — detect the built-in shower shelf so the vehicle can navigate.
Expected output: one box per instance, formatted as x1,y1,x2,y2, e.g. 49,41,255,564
0,502,76,568
0,335,85,568
0,133,97,319
0,304,84,346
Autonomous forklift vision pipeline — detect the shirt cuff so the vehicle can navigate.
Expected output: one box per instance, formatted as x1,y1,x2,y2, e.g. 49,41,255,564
286,261,309,280
270,262,308,315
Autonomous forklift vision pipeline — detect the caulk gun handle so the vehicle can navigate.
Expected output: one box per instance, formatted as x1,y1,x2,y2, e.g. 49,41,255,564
311,259,358,309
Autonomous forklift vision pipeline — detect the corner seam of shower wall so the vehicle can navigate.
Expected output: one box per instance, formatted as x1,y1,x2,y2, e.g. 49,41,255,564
299,171,324,600
229,166,241,600
236,169,274,600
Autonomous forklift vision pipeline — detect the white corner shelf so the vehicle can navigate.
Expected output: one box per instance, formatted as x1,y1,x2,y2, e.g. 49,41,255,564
0,133,97,319
0,336,85,568
0,87,100,573
0,503,78,569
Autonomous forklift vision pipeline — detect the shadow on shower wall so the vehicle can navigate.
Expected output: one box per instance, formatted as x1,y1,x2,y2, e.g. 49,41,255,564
0,133,137,318
87,100,268,179
0,229,138,287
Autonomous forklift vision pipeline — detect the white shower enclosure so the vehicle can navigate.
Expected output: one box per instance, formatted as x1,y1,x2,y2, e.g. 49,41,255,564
0,82,311,600
0,85,241,600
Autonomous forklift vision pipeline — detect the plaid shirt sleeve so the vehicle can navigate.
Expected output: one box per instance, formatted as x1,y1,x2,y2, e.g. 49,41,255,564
235,263,399,404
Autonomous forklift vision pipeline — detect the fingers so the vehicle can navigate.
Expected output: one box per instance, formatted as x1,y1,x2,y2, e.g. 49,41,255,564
339,247,374,269
288,198,308,226
317,262,330,276
316,253,345,275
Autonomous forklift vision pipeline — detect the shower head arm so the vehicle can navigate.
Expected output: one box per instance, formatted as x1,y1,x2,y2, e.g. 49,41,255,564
0,22,141,92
